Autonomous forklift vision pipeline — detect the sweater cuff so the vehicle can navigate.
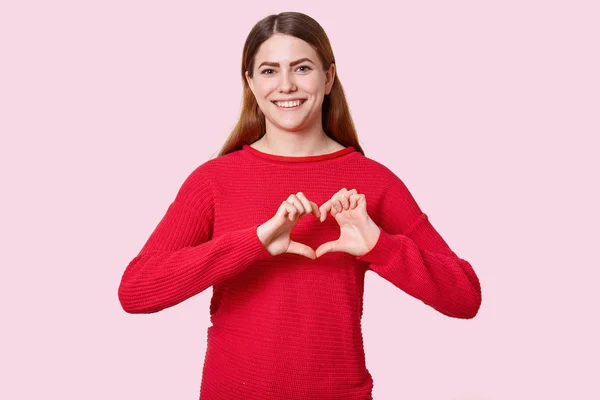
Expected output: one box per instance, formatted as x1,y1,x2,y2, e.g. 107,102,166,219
234,223,273,263
355,228,401,266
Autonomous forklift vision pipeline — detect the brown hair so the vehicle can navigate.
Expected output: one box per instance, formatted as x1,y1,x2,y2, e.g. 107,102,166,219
216,11,365,157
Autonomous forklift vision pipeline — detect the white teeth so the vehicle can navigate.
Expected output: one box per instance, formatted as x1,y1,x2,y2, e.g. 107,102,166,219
274,100,304,108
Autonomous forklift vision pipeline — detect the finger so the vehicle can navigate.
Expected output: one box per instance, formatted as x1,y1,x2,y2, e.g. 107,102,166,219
341,189,357,210
330,188,350,212
340,196,349,210
349,194,360,209
329,200,342,216
330,189,346,210
286,194,305,215
288,240,317,259
356,194,367,209
315,240,339,258
319,200,333,222
335,200,344,213
280,201,297,221
295,192,312,217
319,188,347,221
309,200,321,218
332,187,348,197
296,192,320,219
276,201,289,218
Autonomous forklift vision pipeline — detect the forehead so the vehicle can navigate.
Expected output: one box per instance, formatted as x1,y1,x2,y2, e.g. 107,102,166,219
255,34,317,63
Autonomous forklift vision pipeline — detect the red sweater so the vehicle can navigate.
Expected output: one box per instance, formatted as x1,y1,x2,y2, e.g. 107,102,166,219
118,144,482,399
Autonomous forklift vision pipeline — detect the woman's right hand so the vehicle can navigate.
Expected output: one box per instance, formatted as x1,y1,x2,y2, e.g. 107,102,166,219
257,192,321,259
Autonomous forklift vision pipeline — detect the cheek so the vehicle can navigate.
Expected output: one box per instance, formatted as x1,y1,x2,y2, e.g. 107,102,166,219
254,79,277,95
302,75,325,89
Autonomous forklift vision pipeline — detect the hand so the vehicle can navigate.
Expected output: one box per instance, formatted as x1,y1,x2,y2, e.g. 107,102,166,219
257,192,321,259
315,188,381,258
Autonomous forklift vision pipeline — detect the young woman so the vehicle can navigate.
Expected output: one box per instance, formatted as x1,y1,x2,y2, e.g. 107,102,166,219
118,11,482,400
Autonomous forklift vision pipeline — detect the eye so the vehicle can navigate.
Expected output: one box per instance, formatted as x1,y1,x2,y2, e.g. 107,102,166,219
260,65,312,75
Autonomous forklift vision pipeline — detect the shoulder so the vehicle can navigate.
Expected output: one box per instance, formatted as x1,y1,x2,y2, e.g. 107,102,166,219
176,148,246,198
354,153,424,231
351,153,418,215
174,158,217,206
353,152,406,185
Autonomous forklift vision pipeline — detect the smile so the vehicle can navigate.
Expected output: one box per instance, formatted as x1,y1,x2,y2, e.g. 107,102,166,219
272,99,306,110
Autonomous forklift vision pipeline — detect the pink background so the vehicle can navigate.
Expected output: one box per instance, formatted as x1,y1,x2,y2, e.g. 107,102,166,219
2,1,598,399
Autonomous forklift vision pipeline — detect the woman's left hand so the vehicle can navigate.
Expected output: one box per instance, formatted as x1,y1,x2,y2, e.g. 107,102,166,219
315,188,381,258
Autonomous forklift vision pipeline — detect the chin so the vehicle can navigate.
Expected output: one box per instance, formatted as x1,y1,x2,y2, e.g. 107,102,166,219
274,123,307,133
262,116,303,131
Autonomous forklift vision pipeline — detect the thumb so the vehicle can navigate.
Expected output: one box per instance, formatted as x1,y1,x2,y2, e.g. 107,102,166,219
315,240,341,258
287,240,317,259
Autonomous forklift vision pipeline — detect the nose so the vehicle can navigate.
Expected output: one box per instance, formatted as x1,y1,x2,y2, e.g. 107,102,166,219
277,70,296,93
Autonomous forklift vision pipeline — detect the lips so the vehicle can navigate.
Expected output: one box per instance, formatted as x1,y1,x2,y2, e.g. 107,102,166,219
271,99,307,109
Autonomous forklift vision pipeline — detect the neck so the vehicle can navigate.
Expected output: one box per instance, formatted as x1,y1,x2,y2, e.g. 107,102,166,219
257,125,335,157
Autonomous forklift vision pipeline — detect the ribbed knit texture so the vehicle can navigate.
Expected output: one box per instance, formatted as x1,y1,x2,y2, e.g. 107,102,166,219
118,144,482,399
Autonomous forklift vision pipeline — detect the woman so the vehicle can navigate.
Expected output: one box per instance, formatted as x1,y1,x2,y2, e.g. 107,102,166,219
118,11,482,400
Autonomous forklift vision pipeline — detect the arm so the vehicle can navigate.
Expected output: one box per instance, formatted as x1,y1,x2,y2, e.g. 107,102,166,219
117,165,271,314
356,169,481,319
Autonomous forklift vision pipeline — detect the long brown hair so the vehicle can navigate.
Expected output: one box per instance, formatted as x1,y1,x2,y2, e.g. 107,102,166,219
216,11,365,157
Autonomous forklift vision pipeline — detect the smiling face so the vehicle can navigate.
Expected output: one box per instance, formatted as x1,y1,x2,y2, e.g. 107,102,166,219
245,33,335,135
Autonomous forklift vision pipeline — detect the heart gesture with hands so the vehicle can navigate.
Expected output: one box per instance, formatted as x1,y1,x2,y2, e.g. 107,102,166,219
256,188,381,259
315,188,381,258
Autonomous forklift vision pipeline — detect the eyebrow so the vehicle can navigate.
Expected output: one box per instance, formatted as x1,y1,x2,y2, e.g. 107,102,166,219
257,57,315,69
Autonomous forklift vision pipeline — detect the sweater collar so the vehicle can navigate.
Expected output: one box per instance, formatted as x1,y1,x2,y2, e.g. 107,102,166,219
242,144,356,163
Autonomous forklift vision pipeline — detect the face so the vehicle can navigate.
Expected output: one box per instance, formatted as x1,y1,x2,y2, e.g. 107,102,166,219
245,33,335,135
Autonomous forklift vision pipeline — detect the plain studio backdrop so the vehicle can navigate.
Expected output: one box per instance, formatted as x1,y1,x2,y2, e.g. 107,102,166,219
1,1,598,399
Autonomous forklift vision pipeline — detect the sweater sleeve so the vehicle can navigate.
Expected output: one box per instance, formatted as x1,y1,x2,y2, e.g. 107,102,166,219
118,164,272,314
356,168,482,319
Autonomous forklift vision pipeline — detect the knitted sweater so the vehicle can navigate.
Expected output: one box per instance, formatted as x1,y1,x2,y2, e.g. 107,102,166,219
118,144,482,400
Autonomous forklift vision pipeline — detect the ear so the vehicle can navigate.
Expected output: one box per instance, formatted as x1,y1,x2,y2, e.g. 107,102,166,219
245,70,255,95
324,63,336,95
